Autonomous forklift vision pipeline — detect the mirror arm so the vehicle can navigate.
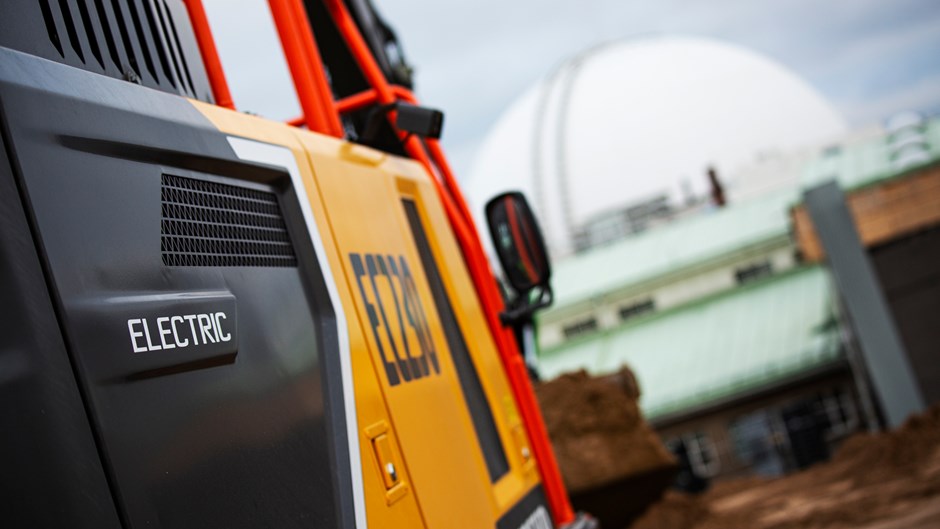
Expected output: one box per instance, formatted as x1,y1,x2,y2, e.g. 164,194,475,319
360,102,444,147
360,102,399,146
499,285,553,326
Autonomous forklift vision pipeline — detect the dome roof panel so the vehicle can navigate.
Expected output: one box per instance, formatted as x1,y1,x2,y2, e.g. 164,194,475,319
468,37,847,256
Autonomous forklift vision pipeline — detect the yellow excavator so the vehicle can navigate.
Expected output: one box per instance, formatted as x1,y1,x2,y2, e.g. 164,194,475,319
0,1,597,527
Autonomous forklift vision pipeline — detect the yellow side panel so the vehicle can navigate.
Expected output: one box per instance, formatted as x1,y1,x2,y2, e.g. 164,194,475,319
295,135,540,523
298,138,495,528
192,103,425,529
194,100,541,528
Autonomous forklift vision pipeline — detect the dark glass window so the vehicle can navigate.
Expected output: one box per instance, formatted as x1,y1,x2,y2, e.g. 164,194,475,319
735,261,773,285
562,317,598,339
401,198,509,482
619,299,655,322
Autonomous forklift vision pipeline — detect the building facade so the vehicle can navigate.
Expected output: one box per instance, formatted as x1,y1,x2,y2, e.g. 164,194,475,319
534,114,940,481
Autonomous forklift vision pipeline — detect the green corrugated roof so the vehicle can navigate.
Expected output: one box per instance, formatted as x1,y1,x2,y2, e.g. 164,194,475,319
545,190,797,311
547,117,940,316
803,116,940,191
538,265,842,419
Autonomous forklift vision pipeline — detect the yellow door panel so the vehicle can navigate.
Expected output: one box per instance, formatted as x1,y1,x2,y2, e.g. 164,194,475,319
299,137,496,529
297,132,542,522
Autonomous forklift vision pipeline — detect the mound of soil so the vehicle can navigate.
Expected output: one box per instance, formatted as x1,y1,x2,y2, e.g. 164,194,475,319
535,368,677,527
629,405,940,529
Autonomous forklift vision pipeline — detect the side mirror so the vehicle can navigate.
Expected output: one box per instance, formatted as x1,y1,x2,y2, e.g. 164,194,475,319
485,192,553,323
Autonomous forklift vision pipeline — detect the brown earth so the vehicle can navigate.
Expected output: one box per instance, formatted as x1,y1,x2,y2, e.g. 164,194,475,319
534,368,676,493
629,405,940,529
534,369,678,527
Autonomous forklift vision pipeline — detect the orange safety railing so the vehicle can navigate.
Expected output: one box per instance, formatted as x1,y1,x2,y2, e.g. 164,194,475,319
270,0,344,137
184,0,575,525
182,0,234,109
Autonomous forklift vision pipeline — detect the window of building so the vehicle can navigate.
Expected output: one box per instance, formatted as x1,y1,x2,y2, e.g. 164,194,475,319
734,261,773,285
619,299,655,322
562,317,598,339
683,431,721,477
816,388,858,437
729,411,787,477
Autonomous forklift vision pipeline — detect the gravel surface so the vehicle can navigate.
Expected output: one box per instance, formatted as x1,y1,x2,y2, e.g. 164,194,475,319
629,405,940,529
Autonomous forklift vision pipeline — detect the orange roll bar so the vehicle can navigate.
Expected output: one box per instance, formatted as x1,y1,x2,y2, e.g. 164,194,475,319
390,85,417,103
268,0,343,136
334,87,412,115
286,0,344,136
182,0,234,109
336,88,380,114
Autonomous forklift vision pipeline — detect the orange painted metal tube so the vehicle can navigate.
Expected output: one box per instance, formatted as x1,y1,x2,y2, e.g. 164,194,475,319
336,88,379,114
426,138,481,237
322,0,575,524
323,0,396,101
391,85,417,104
285,0,343,136
268,0,342,136
182,0,234,109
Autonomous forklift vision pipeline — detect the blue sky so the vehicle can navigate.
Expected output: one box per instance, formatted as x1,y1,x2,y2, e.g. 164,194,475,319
205,0,940,177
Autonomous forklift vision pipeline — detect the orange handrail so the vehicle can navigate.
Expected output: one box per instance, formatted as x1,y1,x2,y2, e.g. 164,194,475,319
268,0,343,136
182,0,234,109
390,85,417,103
336,88,380,114
334,86,416,115
286,0,344,137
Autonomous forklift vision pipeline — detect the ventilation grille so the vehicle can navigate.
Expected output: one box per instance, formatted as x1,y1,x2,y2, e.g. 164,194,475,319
36,0,201,99
161,174,298,267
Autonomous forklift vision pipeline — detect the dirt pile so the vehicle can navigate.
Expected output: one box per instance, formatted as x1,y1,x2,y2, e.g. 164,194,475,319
535,368,676,527
629,405,940,529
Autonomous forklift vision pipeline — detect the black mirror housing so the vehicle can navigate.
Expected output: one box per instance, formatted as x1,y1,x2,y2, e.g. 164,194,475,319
396,103,444,139
485,191,552,295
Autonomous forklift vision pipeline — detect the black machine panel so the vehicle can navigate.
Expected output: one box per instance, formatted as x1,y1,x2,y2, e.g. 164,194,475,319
0,114,122,529
0,0,214,103
0,48,353,528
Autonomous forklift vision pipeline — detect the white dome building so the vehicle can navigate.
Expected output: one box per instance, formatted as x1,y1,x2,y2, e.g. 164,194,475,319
467,37,847,256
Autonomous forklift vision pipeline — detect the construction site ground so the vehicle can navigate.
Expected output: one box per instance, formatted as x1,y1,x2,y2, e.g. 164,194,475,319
535,370,940,529
629,404,940,529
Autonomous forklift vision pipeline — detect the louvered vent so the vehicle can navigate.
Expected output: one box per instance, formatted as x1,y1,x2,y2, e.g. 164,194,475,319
35,0,201,99
161,174,298,267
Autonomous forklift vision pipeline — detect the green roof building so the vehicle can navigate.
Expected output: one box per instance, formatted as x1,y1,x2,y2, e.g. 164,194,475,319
534,114,940,480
